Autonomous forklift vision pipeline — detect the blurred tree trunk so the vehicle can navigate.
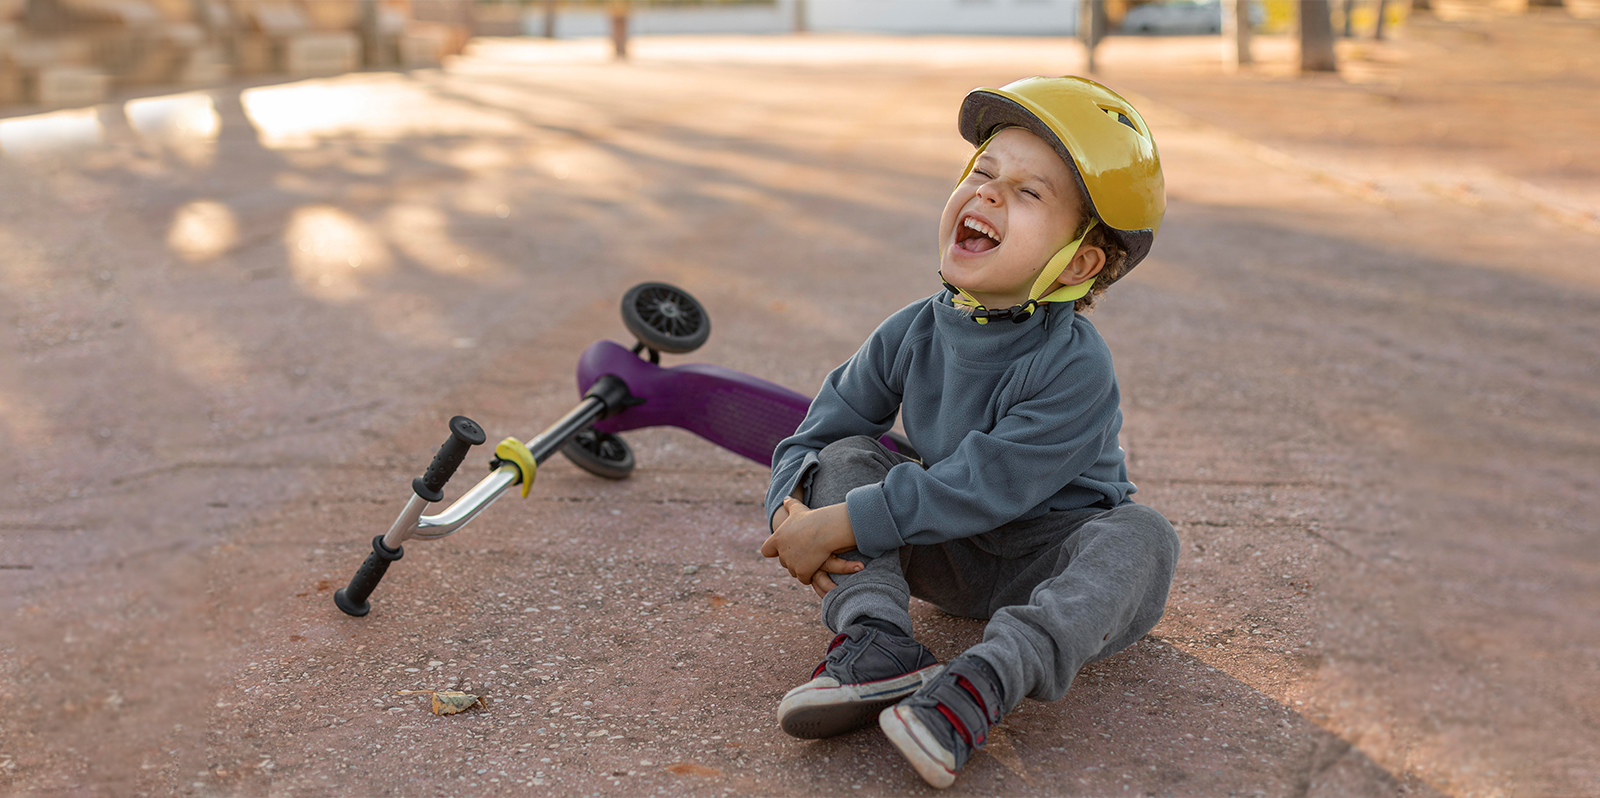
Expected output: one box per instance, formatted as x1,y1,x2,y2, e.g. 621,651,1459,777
1373,0,1390,39
1342,0,1356,35
608,0,628,60
793,0,807,32
1300,0,1339,71
542,0,558,38
361,0,395,68
190,0,215,41
1079,0,1107,74
23,0,74,33
1222,0,1253,68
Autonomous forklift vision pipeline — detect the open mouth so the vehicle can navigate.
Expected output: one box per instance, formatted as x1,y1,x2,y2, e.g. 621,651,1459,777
955,215,1001,254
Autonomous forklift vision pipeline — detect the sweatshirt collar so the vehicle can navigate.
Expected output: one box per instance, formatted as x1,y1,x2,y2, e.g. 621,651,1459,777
933,290,1067,363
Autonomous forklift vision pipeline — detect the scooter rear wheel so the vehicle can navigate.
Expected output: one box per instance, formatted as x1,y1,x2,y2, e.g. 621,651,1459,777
621,282,710,354
560,426,636,480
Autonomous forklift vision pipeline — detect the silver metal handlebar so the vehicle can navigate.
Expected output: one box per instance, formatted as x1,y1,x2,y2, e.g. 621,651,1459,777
380,396,608,549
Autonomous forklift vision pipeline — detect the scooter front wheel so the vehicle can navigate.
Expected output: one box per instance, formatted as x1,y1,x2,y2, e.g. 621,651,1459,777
560,426,636,480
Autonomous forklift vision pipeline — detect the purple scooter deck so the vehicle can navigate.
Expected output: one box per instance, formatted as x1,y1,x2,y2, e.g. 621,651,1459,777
576,340,903,466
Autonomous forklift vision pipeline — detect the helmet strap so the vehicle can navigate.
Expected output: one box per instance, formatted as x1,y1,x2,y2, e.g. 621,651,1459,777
1032,217,1098,304
957,133,997,183
942,218,1099,325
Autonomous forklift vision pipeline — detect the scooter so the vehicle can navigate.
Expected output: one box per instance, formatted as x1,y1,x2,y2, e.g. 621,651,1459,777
334,283,916,616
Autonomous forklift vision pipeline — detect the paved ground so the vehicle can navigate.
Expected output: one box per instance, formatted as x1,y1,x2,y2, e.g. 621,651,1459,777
2,12,1597,797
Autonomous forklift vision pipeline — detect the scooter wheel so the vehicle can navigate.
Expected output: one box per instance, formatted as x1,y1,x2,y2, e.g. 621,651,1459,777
621,282,710,354
560,426,636,480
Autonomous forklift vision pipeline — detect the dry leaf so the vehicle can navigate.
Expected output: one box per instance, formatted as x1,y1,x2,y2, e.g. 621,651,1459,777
665,762,722,778
397,689,487,716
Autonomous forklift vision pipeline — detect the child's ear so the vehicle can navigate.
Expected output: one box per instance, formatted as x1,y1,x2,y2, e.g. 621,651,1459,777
1057,244,1106,288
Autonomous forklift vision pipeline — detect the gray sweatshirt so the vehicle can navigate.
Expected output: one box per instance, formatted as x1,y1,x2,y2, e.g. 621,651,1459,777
765,291,1133,559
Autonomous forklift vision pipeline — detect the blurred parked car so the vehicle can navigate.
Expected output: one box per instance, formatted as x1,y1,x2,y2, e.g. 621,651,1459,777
1119,0,1262,34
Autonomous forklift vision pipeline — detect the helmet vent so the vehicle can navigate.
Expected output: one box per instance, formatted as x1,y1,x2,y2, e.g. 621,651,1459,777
1102,108,1142,136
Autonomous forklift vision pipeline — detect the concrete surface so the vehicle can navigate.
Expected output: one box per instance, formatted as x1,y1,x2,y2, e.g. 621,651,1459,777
2,14,1597,798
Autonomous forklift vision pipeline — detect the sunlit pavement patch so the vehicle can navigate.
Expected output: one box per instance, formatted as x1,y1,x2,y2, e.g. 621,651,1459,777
0,108,103,156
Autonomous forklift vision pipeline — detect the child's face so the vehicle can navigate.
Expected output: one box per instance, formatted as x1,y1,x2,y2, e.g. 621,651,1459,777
938,127,1098,310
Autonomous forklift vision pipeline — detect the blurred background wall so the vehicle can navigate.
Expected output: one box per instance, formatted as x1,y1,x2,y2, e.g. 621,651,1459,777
0,0,1590,109
526,0,1080,37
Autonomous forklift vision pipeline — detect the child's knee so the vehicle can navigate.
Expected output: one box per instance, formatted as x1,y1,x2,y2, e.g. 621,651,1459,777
817,435,884,466
1114,504,1180,569
810,437,894,506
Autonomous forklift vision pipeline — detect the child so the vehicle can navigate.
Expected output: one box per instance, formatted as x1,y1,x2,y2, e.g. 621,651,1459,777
758,76,1180,789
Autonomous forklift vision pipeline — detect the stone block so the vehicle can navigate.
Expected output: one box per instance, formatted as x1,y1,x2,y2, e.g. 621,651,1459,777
281,29,360,75
302,0,363,30
246,0,309,35
232,32,275,74
0,64,22,105
32,66,110,106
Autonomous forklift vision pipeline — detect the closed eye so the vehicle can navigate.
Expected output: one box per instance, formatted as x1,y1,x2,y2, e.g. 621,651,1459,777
1021,188,1041,199
972,168,993,179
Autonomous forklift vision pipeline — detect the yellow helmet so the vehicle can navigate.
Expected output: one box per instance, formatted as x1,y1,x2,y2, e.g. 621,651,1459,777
957,75,1165,285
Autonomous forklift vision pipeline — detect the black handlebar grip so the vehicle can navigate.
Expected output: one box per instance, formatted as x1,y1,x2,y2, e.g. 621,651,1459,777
334,535,404,617
412,415,487,502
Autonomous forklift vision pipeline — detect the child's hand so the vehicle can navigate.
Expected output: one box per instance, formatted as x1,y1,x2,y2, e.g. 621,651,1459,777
759,498,861,587
770,486,804,530
810,571,845,599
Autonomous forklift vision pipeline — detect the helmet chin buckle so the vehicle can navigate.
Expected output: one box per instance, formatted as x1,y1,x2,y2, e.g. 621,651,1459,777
941,278,1042,325
971,299,1037,324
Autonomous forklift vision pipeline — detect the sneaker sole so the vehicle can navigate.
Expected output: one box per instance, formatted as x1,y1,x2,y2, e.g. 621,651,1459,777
879,704,958,789
777,664,943,740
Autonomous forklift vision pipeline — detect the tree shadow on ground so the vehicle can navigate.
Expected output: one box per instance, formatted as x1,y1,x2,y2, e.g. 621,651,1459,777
5,52,1592,796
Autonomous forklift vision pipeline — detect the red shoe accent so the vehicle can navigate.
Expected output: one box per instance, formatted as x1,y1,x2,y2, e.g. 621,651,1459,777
811,633,850,678
956,675,989,719
956,675,992,744
936,703,973,748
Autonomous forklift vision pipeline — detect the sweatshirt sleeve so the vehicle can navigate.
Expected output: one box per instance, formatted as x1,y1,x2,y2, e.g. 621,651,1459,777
844,345,1119,557
764,306,915,531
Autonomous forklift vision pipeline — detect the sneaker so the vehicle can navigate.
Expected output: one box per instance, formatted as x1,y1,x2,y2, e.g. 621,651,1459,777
777,622,942,739
878,656,1005,789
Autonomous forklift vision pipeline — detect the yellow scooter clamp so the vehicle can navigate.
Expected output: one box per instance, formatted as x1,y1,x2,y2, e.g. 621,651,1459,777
495,437,537,498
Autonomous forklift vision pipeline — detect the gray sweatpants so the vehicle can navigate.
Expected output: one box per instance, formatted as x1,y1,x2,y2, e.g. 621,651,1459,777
809,436,1180,714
